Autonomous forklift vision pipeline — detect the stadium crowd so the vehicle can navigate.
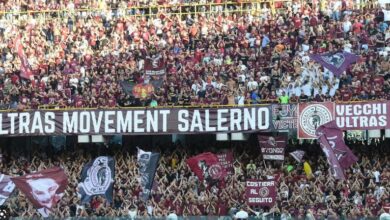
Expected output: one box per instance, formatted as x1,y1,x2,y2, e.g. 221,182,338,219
0,0,389,109
0,139,389,218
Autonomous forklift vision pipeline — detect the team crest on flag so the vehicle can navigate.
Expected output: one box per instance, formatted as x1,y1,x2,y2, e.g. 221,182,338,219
309,51,359,77
186,152,227,182
78,156,115,203
298,102,334,139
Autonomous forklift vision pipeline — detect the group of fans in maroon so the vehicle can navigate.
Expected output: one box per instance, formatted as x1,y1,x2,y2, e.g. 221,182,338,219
0,140,389,218
0,0,389,109
0,0,389,218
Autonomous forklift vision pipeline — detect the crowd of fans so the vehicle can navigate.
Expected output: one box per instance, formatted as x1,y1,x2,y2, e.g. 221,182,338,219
0,138,389,218
0,0,389,109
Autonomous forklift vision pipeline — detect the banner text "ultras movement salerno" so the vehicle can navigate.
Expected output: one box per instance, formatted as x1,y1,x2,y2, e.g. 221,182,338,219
0,106,270,136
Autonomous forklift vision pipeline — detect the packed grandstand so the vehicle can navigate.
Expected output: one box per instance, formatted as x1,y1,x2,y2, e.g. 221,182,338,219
0,0,389,219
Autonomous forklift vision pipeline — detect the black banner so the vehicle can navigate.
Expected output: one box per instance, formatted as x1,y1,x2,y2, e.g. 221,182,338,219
78,156,115,203
137,149,160,200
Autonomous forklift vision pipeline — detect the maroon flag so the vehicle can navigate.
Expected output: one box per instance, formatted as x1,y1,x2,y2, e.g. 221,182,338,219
144,55,166,76
317,135,346,180
246,180,276,207
217,151,234,175
289,150,305,163
316,120,358,169
187,152,227,181
309,51,359,77
11,167,68,217
15,37,33,80
258,134,287,160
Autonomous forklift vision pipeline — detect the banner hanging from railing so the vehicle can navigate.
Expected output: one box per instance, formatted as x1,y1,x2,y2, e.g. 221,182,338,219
0,101,388,137
0,106,272,136
298,101,390,139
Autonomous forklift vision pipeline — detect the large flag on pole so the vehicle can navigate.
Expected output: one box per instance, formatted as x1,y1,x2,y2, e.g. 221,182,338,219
14,37,34,80
289,150,305,163
11,167,68,217
317,135,346,180
0,174,15,205
309,51,359,77
186,152,227,182
137,148,160,200
316,120,358,169
78,156,115,203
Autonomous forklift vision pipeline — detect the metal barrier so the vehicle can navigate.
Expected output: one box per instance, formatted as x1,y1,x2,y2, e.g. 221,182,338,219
0,0,292,20
31,99,385,111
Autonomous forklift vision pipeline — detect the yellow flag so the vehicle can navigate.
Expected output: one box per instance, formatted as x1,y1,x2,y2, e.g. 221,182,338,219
304,161,313,179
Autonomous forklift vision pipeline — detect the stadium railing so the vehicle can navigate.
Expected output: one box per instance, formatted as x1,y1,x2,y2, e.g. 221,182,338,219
0,0,377,21
0,0,291,20
28,99,385,111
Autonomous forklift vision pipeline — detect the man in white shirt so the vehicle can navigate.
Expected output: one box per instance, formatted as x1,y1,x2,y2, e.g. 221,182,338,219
247,77,258,91
332,0,342,21
342,19,352,33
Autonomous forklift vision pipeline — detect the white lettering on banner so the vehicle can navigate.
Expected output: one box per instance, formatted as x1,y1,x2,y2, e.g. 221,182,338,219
205,110,216,132
19,112,30,134
246,181,275,187
91,111,104,133
8,113,18,134
336,116,387,128
336,103,388,129
190,110,203,132
247,181,259,187
230,109,242,131
248,198,273,203
104,111,116,133
178,110,189,132
79,112,90,133
45,112,55,133
0,107,271,135
63,112,78,133
159,110,170,132
243,108,255,130
336,103,387,116
262,148,284,153
117,111,132,133
273,119,297,130
31,112,43,134
133,111,144,133
217,109,229,131
0,114,8,135
258,108,269,129
146,111,158,132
